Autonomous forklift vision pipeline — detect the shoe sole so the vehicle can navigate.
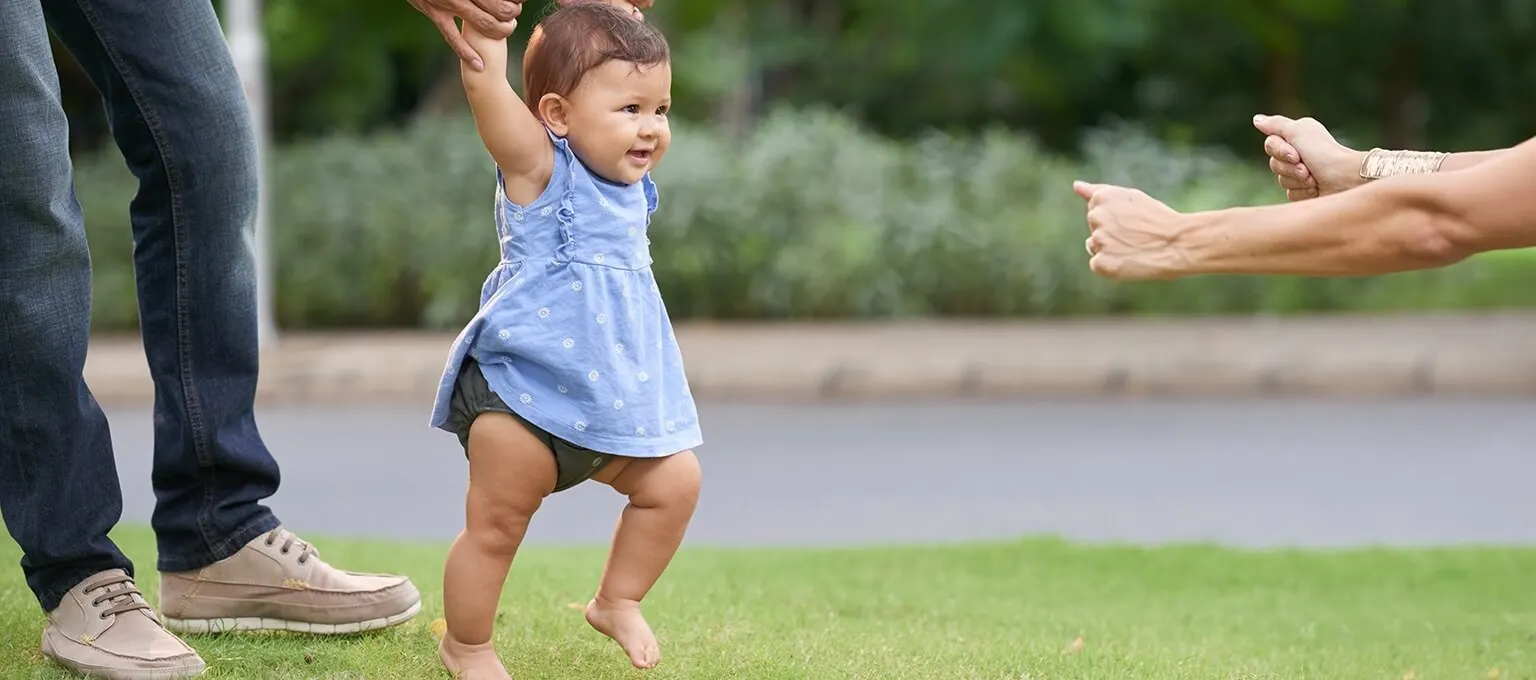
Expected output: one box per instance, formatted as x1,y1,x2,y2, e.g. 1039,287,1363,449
162,600,422,636
42,638,208,680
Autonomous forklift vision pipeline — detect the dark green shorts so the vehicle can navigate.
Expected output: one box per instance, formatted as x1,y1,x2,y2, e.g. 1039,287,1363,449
445,357,615,493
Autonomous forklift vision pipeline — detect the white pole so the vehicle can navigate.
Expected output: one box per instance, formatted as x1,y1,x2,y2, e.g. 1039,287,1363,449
224,0,276,348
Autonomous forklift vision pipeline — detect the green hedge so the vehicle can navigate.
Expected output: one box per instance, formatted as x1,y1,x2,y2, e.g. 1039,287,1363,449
73,108,1536,332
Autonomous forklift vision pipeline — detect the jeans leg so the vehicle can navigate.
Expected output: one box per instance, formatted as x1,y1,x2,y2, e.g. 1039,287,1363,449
0,0,134,613
40,0,282,573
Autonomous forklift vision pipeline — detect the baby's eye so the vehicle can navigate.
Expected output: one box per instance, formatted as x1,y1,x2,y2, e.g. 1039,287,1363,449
621,104,640,114
655,106,669,116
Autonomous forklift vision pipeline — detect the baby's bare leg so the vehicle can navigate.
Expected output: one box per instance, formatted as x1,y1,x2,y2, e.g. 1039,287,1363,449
439,414,557,680
585,450,702,669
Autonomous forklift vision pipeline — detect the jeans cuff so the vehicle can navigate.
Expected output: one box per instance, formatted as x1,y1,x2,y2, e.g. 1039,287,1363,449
155,513,281,573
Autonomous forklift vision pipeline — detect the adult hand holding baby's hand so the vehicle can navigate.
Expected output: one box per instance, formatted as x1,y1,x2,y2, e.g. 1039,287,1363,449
411,0,523,71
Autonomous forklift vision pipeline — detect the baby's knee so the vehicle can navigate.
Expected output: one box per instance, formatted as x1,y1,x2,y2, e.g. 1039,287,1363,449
465,486,543,556
629,450,701,509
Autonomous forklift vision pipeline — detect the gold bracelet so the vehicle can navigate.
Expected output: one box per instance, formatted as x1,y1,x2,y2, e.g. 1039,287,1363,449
1358,148,1450,180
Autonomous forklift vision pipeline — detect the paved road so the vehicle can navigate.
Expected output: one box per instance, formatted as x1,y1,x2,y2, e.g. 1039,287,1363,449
101,397,1536,548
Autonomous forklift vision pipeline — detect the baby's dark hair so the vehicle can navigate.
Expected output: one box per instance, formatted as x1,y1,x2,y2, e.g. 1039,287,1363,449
523,2,670,116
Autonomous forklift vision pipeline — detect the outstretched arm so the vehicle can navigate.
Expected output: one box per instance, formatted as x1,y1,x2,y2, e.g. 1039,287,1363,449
1256,115,1515,201
459,20,552,203
1076,134,1536,280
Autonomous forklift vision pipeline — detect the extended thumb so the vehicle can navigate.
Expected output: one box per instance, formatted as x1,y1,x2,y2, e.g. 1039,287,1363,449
1072,180,1102,201
1252,113,1297,137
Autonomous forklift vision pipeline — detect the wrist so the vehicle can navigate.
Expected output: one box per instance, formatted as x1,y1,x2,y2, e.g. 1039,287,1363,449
1344,149,1371,190
1167,211,1219,276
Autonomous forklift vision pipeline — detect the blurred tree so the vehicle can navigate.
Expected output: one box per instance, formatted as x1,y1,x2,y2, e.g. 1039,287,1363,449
46,0,1536,157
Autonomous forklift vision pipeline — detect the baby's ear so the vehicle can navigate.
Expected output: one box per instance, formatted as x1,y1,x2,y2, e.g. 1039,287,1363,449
537,94,571,135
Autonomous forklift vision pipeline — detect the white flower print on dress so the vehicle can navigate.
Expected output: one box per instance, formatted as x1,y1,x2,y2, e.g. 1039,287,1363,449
429,136,702,455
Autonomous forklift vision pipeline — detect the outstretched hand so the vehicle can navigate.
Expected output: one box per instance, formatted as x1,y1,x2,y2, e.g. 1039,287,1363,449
1073,180,1190,281
1253,114,1366,201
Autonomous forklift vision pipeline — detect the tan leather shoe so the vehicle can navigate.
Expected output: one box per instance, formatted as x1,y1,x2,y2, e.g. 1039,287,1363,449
41,569,207,679
158,527,421,635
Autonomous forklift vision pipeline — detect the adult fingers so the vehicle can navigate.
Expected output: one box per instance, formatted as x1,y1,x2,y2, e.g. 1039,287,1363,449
1269,158,1315,190
469,0,522,22
432,11,485,70
1263,134,1300,165
451,0,508,33
1276,174,1311,191
1268,154,1315,184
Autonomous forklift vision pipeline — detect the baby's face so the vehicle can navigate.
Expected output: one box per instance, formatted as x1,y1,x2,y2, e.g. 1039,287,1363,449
561,59,672,186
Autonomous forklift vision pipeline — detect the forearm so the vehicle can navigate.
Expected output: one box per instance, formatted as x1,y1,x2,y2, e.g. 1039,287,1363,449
1357,147,1508,180
1176,176,1463,277
459,21,511,92
1439,149,1506,171
1181,136,1536,276
457,20,550,183
457,21,519,110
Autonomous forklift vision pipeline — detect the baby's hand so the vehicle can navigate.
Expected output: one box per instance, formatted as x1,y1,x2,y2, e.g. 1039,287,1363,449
462,16,516,38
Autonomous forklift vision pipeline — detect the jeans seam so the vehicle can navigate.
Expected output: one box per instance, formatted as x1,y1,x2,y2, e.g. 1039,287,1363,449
0,287,36,492
69,0,218,557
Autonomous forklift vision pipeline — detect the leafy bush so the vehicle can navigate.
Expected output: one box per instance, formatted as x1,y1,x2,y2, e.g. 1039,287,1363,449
72,107,1536,332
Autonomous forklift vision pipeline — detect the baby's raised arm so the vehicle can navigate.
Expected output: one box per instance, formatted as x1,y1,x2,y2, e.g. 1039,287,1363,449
459,20,554,203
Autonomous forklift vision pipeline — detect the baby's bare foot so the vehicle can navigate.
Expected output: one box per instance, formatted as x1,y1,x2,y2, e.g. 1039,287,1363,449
438,632,513,680
584,597,661,669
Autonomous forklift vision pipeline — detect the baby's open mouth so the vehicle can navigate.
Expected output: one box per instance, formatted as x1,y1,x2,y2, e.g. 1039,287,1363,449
627,149,653,164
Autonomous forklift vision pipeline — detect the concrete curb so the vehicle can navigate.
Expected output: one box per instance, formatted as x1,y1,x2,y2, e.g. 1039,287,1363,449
83,312,1536,404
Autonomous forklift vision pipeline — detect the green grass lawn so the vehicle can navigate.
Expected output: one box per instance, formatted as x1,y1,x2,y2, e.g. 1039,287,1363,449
2,526,1534,679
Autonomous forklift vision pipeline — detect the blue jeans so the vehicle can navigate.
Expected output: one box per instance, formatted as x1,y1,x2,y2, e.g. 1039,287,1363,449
0,0,283,613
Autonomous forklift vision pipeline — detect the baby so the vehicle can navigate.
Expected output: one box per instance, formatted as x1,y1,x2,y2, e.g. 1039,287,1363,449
426,3,703,677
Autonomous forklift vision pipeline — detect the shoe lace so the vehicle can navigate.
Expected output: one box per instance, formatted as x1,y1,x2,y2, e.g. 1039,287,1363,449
82,572,153,620
263,528,318,565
